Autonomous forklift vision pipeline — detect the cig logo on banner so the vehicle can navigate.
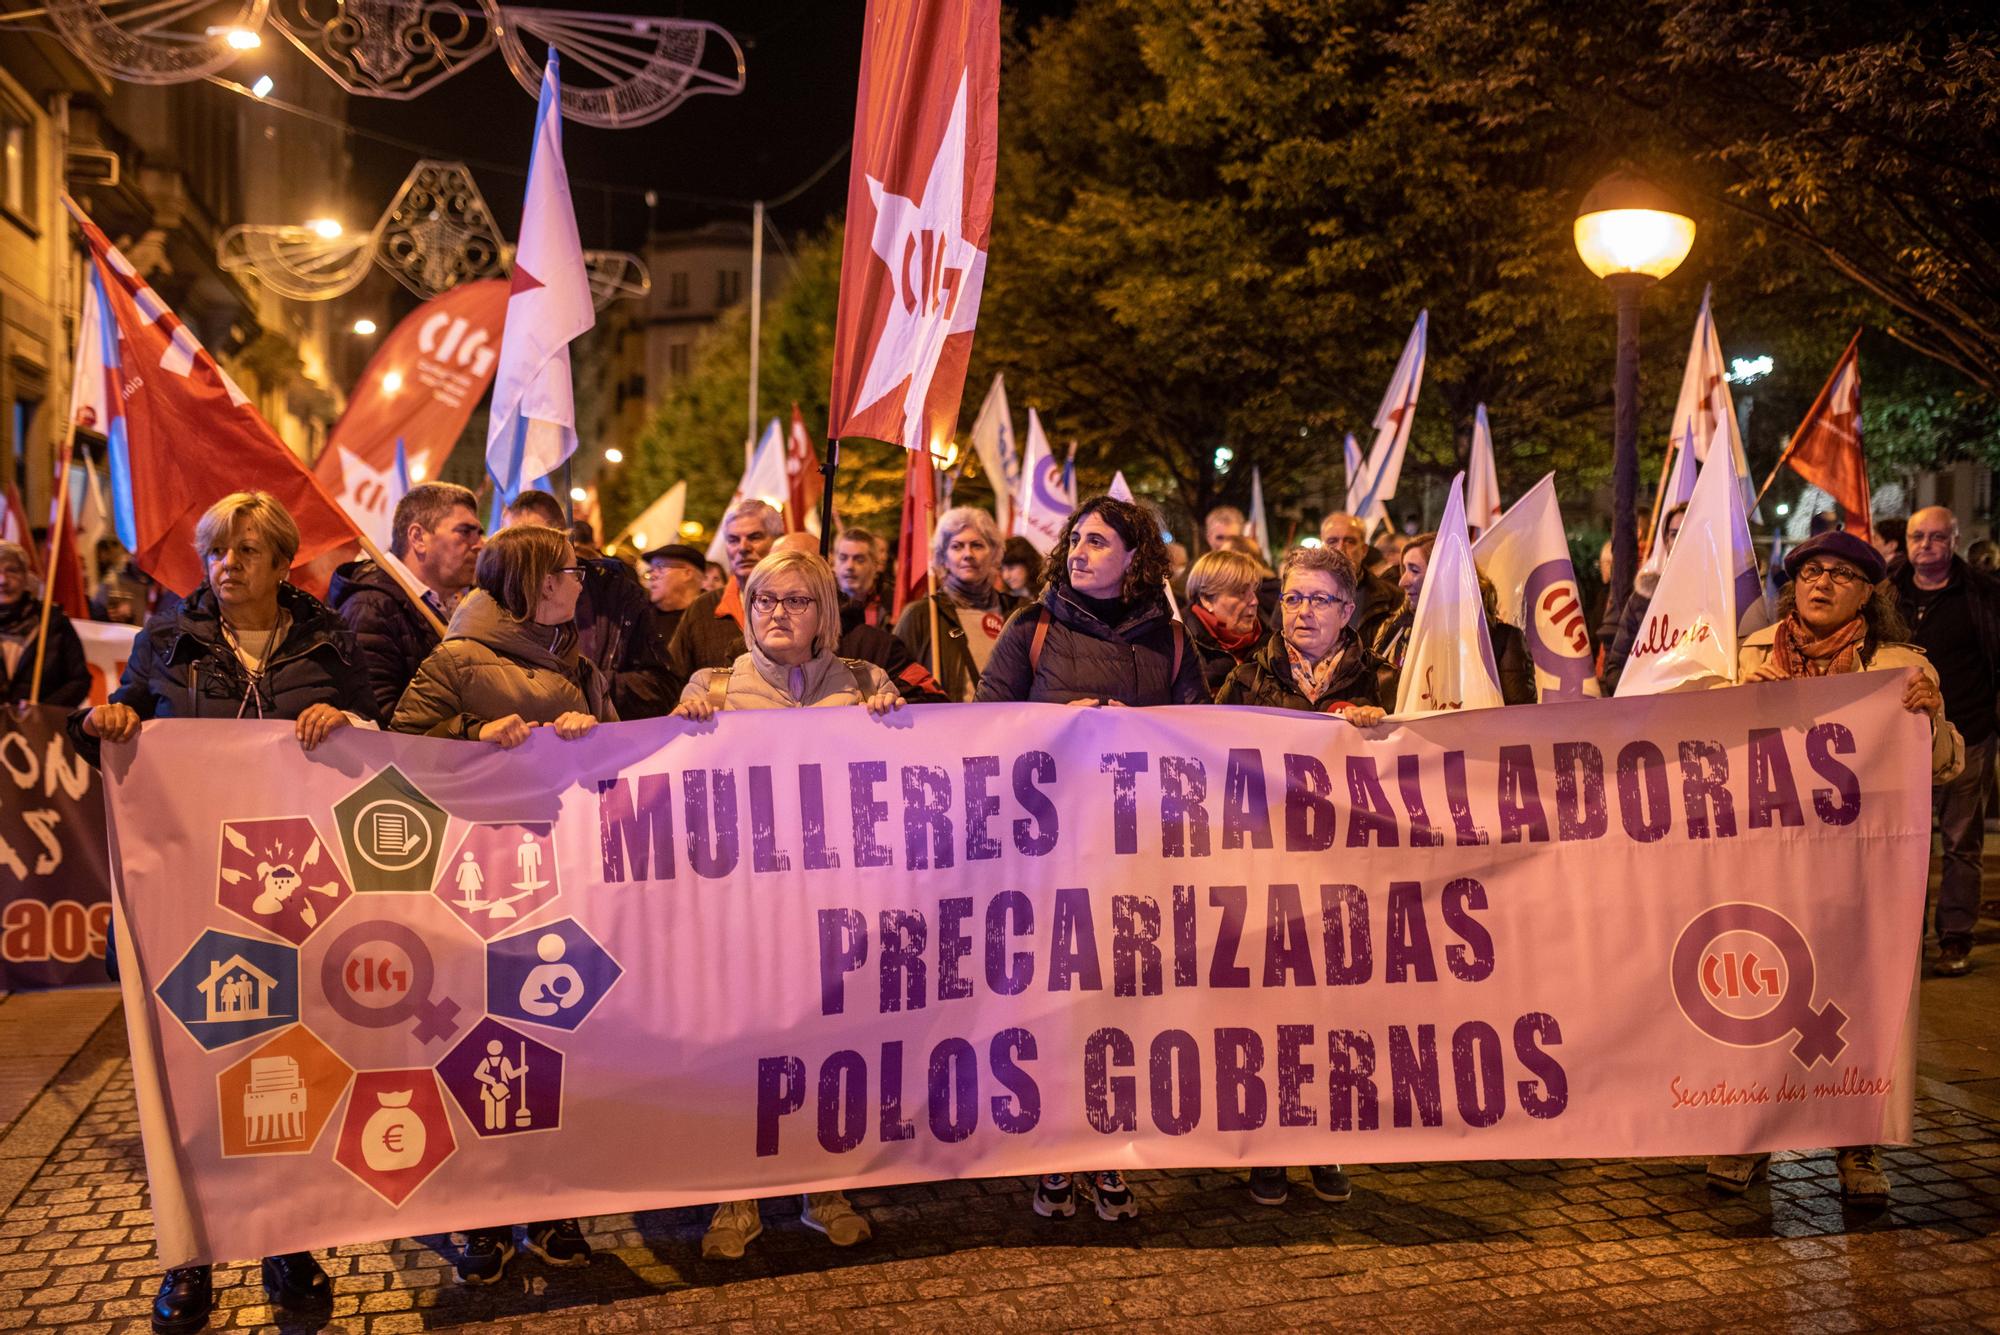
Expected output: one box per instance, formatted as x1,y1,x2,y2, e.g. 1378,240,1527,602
1671,903,1848,1068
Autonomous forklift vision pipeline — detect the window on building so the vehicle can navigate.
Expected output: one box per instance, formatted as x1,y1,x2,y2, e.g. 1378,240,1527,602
667,272,689,308
2,115,30,220
718,270,743,306
668,344,689,377
10,397,38,495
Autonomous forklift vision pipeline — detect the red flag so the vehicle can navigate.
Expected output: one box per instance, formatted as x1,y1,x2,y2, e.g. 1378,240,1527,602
893,443,937,619
783,404,825,534
1,480,39,573
1783,332,1869,538
315,280,507,547
67,201,364,597
826,0,999,456
48,485,87,620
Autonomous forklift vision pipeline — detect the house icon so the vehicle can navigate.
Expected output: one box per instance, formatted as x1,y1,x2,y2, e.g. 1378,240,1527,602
196,955,281,1023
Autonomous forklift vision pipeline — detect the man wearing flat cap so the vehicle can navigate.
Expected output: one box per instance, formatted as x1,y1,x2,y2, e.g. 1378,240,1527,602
1891,508,2000,976
639,543,708,707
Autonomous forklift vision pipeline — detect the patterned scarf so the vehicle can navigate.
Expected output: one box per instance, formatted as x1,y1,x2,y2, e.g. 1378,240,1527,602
1286,639,1346,704
1771,613,1867,679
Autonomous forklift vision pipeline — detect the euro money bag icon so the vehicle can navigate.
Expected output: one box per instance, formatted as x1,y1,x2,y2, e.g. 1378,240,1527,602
361,1089,424,1171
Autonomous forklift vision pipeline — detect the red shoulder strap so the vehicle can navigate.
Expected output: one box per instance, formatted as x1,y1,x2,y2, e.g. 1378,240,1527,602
1028,608,1052,674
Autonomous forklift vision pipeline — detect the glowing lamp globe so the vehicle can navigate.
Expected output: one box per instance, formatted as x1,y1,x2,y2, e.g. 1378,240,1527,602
1572,171,1695,281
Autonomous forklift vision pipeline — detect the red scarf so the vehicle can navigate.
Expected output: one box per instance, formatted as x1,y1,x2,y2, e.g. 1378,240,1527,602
1771,614,1866,678
1190,603,1261,659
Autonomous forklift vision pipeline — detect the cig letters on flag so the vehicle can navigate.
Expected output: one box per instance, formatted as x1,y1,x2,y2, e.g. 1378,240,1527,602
1394,474,1503,717
1015,408,1072,555
1616,428,1757,697
1473,474,1593,701
827,0,1000,456
485,53,595,501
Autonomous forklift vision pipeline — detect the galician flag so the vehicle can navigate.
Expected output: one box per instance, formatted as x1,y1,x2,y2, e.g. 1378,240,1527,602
969,373,1019,532
1015,408,1072,555
1393,473,1503,718
826,0,1000,456
1472,473,1593,701
1346,311,1427,532
1465,403,1502,535
1615,425,1760,697
707,419,789,563
484,50,595,502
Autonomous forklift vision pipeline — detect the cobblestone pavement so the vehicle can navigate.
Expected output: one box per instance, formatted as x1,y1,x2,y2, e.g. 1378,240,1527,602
1,1018,1996,1334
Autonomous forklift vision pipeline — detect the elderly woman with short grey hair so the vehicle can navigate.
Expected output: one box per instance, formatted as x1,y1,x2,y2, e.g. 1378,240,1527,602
892,505,1023,701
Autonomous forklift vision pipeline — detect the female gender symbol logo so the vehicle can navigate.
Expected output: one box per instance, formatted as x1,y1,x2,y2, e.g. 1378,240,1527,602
1670,903,1848,1067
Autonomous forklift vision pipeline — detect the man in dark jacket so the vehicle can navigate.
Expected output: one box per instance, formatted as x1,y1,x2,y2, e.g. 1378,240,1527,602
639,543,705,650
329,482,481,726
1319,512,1408,651
666,498,783,688
1893,506,2000,975
832,526,892,627
503,490,677,719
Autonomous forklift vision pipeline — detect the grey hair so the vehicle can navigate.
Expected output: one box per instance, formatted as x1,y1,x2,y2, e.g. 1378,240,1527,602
931,506,1001,571
1279,544,1358,601
193,492,301,568
724,498,786,538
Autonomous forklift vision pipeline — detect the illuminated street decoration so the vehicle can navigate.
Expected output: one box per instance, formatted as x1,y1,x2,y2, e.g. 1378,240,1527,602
47,0,271,85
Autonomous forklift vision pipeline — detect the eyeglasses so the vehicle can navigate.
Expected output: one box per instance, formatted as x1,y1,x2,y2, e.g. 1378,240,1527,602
749,593,817,616
1281,592,1353,611
1794,562,1868,588
555,565,587,581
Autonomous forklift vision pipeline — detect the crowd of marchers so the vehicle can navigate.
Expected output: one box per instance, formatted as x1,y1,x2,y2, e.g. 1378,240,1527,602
10,477,1991,1335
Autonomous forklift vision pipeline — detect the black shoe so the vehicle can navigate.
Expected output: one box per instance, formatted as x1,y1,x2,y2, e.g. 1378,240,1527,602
151,1265,213,1335
1248,1166,1290,1206
1309,1164,1353,1202
1934,935,1973,977
525,1218,591,1266
260,1252,329,1311
454,1228,515,1285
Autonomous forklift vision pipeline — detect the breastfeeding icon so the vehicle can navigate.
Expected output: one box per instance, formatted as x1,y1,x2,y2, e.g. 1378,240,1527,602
486,918,621,1032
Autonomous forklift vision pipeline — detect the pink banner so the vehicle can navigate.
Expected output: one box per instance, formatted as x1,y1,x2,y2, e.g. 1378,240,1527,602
104,674,1929,1265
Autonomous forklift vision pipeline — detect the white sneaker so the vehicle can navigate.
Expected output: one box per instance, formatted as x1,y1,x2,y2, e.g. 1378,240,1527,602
800,1190,872,1246
1092,1170,1138,1220
700,1199,763,1261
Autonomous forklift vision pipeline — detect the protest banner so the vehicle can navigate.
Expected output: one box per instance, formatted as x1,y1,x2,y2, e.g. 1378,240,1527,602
0,705,113,989
104,674,1928,1264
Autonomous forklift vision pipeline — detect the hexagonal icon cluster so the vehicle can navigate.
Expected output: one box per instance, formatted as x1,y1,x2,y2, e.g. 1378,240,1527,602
156,930,299,1051
334,766,447,894
433,821,561,939
216,816,351,945
216,1026,353,1158
334,1068,458,1206
485,918,622,1032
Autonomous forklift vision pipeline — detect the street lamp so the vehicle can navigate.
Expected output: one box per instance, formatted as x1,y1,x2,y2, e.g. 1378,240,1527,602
1573,167,1694,630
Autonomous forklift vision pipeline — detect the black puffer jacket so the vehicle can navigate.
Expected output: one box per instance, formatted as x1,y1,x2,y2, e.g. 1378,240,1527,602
327,559,442,727
1351,566,1409,652
1215,627,1397,713
66,582,374,767
975,584,1210,705
575,556,677,721
0,600,91,707
1371,607,1538,706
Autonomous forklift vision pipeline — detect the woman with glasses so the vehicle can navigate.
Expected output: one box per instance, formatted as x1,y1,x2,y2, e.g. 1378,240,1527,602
669,547,898,1260
391,523,609,1283
1705,530,1960,1209
1213,544,1391,1208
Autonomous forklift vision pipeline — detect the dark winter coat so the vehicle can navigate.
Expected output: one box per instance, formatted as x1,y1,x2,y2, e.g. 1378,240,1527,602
575,556,677,721
892,587,1027,702
0,600,91,707
327,559,443,727
974,584,1210,706
1890,555,2000,719
1351,566,1409,653
66,582,374,767
1370,607,1538,706
1214,626,1397,713
390,590,615,738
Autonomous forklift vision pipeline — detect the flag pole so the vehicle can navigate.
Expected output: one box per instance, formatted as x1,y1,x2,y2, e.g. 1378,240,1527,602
924,463,942,686
28,410,81,707
1753,328,1865,512
818,438,839,558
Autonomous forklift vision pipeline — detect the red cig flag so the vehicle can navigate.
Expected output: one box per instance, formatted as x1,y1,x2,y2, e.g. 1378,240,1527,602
826,0,1000,455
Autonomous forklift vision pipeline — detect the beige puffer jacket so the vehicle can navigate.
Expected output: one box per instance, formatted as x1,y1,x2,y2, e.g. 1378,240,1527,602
682,644,893,711
1736,623,1963,783
391,590,616,738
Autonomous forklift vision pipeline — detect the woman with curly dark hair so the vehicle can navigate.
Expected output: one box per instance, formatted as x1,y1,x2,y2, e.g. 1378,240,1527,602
976,495,1206,710
975,495,1205,1225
